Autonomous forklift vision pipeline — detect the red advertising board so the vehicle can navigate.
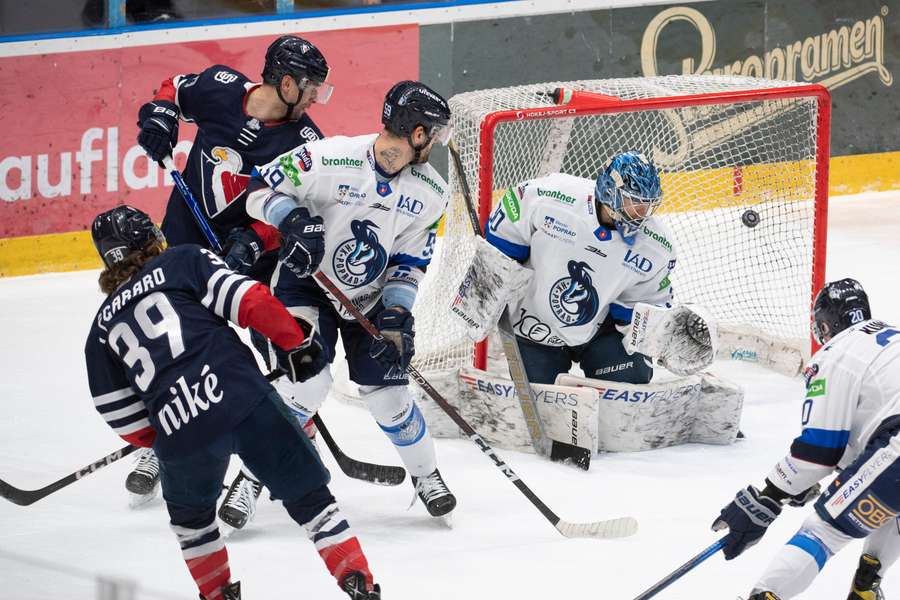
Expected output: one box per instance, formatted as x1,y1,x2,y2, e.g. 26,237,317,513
0,25,419,238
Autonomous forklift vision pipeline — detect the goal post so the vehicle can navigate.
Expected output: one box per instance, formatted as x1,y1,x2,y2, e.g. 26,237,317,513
411,75,830,378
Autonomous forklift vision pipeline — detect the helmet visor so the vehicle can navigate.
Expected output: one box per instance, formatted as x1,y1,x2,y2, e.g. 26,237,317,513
430,123,453,146
299,78,334,105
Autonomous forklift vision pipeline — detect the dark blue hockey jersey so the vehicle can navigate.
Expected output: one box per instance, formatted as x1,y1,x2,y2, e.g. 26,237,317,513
84,245,276,459
157,65,324,247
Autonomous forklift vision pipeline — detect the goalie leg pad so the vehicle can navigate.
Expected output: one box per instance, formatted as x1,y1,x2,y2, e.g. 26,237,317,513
556,372,742,451
362,385,436,478
457,367,599,455
450,236,533,342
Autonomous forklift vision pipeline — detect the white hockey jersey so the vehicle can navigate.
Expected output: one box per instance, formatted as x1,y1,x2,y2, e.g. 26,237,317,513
246,133,447,317
767,319,900,496
486,173,676,347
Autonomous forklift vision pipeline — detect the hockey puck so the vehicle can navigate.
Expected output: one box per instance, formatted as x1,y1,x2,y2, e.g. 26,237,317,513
741,209,760,228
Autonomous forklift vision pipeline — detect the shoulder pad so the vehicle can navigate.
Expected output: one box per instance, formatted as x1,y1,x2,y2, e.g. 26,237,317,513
408,165,447,198
637,218,676,255
203,65,247,87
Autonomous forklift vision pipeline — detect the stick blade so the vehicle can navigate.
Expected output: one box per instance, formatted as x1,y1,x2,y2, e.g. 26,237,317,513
549,441,592,470
0,479,35,506
336,457,406,486
556,516,638,539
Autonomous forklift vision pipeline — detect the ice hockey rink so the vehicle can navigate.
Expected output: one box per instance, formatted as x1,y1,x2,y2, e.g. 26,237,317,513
1,190,898,600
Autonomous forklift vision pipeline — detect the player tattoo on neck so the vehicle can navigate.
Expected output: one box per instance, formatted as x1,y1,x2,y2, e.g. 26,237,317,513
378,146,404,173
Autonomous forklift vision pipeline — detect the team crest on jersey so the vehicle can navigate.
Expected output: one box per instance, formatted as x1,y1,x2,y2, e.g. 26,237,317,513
203,147,250,215
377,181,392,197
548,260,600,327
297,146,313,172
594,226,612,241
332,219,388,288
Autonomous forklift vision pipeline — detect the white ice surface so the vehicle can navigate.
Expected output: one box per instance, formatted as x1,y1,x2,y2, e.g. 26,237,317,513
1,191,900,600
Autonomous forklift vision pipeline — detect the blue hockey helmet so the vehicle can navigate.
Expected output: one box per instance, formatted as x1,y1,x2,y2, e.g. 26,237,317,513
594,151,662,240
812,278,871,344
91,205,164,268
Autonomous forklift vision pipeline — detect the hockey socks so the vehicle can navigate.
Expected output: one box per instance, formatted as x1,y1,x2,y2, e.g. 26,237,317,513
171,520,231,599
363,386,436,477
303,502,374,591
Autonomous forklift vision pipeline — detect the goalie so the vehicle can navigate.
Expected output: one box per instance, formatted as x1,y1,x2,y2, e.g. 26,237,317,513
453,150,716,386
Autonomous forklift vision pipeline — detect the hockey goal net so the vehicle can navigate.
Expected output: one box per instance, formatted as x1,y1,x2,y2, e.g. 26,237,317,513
411,75,830,378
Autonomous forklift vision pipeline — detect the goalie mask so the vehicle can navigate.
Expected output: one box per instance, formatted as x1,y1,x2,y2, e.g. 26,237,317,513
812,278,871,344
91,205,165,268
595,151,662,241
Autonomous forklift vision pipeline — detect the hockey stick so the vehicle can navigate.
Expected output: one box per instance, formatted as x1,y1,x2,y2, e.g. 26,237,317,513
163,156,223,253
162,156,404,486
0,371,403,506
448,140,592,469
315,270,637,539
311,414,405,486
0,445,139,507
632,537,725,599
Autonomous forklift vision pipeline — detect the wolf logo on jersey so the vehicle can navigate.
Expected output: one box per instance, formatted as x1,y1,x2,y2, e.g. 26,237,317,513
548,260,600,327
332,219,388,288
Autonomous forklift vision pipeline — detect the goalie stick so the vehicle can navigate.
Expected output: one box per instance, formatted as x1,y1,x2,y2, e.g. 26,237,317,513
448,140,592,470
0,372,405,506
163,154,405,487
315,269,637,539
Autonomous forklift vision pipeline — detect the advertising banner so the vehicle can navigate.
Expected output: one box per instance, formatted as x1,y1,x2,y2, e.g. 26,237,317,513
0,25,418,240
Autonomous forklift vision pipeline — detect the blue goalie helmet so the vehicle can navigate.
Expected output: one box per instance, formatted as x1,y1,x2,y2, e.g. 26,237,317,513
594,150,662,240
812,278,871,344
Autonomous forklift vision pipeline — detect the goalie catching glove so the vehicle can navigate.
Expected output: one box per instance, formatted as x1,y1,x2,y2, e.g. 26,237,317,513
449,236,532,342
623,303,717,376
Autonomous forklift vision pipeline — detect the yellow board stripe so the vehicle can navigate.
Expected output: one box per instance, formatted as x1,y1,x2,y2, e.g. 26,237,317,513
0,230,100,277
2,150,900,278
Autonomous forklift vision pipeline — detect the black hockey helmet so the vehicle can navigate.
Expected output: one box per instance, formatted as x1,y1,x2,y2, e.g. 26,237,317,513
263,35,329,85
91,205,164,268
381,80,451,144
262,35,333,105
812,278,871,344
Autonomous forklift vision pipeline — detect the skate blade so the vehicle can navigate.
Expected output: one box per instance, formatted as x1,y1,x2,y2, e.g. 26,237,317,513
439,512,454,529
219,521,238,539
127,485,159,509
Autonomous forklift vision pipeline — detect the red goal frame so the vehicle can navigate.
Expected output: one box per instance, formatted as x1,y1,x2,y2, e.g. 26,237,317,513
471,84,832,370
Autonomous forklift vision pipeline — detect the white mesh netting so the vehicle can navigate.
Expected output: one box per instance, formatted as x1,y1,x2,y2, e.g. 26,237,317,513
411,75,827,377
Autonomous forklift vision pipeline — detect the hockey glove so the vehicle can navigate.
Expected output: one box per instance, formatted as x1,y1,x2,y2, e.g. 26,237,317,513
712,485,782,560
222,227,263,275
137,100,180,164
275,318,327,383
278,207,325,279
369,306,415,370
